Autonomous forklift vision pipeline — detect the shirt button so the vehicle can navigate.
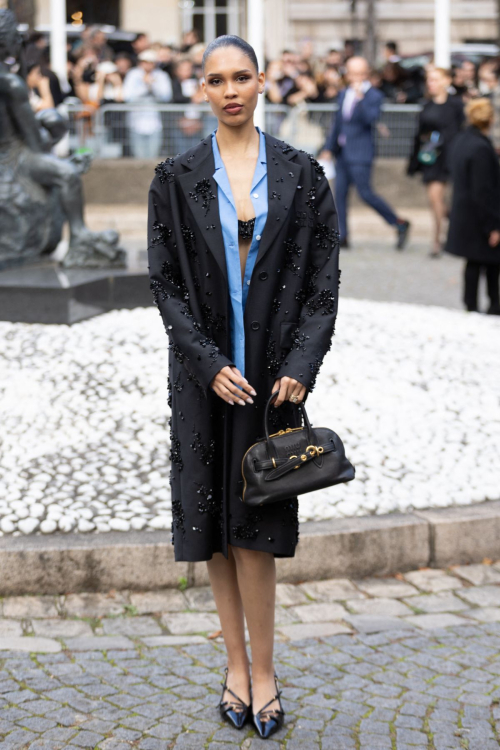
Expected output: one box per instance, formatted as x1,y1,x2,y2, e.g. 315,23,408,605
256,234,261,241
251,321,260,330
253,193,259,198
246,280,250,285
259,271,268,280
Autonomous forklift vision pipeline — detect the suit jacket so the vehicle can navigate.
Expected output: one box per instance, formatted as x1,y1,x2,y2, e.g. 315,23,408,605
147,130,340,562
446,125,500,264
323,86,383,164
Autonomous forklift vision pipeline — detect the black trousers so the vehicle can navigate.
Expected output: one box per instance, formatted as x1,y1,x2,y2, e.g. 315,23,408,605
464,260,500,312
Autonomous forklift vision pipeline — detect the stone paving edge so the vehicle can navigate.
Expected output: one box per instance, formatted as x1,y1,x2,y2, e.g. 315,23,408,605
1,500,500,595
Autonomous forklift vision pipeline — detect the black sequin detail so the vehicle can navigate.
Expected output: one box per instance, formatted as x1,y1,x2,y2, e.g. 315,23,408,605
199,336,221,366
196,484,223,533
201,303,226,332
168,341,185,364
238,217,255,239
173,372,183,394
155,158,175,184
190,430,216,465
299,150,327,180
291,327,309,351
274,140,294,155
171,498,186,538
266,337,286,375
314,223,340,250
284,239,302,276
310,288,336,315
295,263,320,307
151,220,172,247
181,224,197,259
306,187,320,216
271,298,281,314
150,280,172,304
161,260,182,289
189,178,216,216
232,510,263,540
169,433,183,471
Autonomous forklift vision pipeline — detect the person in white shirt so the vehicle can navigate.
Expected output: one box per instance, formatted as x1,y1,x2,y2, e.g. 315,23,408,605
123,49,172,159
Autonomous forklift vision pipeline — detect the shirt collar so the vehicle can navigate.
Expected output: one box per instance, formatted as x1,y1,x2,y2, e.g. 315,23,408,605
347,80,371,95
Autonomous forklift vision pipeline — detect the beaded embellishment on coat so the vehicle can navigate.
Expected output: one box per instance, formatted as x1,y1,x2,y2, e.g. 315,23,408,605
238,217,256,239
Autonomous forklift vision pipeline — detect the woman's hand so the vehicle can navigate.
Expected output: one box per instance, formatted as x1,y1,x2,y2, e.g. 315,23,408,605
271,377,307,407
489,230,500,247
210,366,257,406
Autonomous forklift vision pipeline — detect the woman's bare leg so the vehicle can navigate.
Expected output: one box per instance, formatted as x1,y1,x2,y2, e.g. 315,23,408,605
230,546,280,716
206,547,251,708
426,180,447,253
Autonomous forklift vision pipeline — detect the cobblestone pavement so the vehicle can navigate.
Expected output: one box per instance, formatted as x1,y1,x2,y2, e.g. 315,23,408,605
2,563,500,748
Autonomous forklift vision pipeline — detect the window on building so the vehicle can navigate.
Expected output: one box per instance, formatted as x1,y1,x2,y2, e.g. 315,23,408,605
181,0,239,42
66,0,120,27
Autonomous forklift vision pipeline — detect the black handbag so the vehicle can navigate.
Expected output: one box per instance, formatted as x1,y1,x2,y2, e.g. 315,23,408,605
241,390,355,507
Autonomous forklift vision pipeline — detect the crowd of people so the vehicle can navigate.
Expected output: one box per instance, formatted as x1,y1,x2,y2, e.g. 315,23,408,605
22,27,500,313
22,28,500,154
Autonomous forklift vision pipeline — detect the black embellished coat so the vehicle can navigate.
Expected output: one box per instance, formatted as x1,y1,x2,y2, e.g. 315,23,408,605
147,130,340,562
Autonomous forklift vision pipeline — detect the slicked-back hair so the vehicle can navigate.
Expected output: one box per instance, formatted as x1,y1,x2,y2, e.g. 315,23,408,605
202,35,258,76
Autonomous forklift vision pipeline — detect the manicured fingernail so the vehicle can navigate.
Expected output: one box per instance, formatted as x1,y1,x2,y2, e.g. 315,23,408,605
238,399,245,405
247,397,254,404
228,400,234,405
250,389,257,396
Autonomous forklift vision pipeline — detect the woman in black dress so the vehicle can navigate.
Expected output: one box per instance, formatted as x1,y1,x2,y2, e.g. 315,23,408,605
408,67,464,256
147,36,340,738
445,98,500,313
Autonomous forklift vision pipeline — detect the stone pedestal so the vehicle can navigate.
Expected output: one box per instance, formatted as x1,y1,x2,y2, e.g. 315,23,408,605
0,248,153,325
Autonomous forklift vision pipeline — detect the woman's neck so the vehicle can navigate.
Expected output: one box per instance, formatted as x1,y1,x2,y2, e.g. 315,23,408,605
432,91,448,104
215,119,259,160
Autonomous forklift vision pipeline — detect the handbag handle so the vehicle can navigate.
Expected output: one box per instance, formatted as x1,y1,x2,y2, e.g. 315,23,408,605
264,390,315,461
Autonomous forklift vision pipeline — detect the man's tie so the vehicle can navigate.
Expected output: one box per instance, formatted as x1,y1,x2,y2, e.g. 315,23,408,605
338,91,358,148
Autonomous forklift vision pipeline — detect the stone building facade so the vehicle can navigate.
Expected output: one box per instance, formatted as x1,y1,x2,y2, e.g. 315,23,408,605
32,0,498,59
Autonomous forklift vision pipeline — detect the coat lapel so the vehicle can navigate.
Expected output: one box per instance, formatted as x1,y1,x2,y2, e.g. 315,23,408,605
176,131,303,282
177,141,228,282
253,132,303,269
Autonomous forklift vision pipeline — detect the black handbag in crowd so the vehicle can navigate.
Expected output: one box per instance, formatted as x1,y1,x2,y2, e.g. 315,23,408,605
241,390,355,507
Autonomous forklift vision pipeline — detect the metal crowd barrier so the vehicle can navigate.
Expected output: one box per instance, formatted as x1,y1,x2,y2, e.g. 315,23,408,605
64,102,421,160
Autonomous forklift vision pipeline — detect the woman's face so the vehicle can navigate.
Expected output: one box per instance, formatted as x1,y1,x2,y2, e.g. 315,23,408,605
202,46,264,125
427,69,449,96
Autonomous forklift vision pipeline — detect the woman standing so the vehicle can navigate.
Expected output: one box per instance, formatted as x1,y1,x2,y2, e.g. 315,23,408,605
408,67,464,257
147,36,340,738
446,98,500,314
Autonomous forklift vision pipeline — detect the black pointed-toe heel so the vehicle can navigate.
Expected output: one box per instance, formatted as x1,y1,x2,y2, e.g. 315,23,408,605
252,673,285,740
218,667,250,729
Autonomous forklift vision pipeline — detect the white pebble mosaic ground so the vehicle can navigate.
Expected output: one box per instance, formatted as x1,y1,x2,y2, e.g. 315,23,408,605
0,299,499,536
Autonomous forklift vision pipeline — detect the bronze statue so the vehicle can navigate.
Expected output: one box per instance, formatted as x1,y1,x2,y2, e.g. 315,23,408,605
0,9,125,268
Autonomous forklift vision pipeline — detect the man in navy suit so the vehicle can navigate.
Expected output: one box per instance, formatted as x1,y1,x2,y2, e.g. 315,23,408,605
319,56,410,250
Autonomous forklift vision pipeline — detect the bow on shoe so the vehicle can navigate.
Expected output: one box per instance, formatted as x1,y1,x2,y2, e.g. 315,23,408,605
252,673,286,739
218,666,250,729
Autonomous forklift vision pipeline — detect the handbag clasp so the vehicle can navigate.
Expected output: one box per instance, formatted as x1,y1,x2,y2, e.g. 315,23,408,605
306,445,323,457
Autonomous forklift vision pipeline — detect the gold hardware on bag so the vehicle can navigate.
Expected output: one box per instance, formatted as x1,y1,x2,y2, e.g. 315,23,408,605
306,445,323,457
289,454,300,469
268,426,303,438
271,457,276,468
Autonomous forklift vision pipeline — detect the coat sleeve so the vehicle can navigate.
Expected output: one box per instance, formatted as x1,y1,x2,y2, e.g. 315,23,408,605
323,107,341,155
469,146,500,236
356,90,382,128
147,173,235,397
275,165,340,392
